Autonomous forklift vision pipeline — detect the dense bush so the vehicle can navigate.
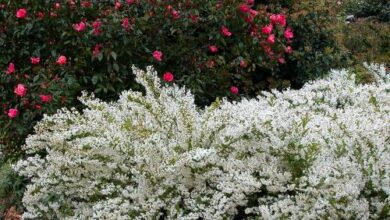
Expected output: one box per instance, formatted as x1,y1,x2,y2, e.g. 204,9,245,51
0,160,26,216
0,0,346,158
343,0,390,22
338,20,390,66
15,65,389,219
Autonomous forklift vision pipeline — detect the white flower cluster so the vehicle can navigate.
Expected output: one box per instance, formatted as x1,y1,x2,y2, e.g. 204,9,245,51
15,64,389,219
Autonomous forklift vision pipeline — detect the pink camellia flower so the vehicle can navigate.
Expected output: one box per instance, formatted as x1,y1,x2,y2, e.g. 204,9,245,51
270,14,278,24
153,50,163,62
249,9,258,17
245,15,254,23
284,27,294,39
126,0,135,4
264,48,274,57
122,17,130,29
163,72,174,82
239,4,250,13
81,1,92,8
73,21,86,32
285,46,293,54
7,63,15,74
239,60,247,68
207,60,216,68
221,26,232,37
261,24,273,35
39,94,53,103
115,1,122,10
230,86,239,95
247,0,254,4
92,19,102,35
30,57,40,64
209,45,218,53
270,14,286,26
14,84,27,97
16,8,27,19
54,2,61,9
267,34,275,44
277,14,287,26
37,11,45,19
171,9,180,19
278,57,286,64
56,55,67,65
216,2,223,9
92,44,103,57
8,108,18,118
50,12,57,17
92,19,101,29
190,14,199,23
33,104,42,110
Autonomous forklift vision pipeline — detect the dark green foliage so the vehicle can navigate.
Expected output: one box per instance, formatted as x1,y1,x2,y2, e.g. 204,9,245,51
0,159,26,216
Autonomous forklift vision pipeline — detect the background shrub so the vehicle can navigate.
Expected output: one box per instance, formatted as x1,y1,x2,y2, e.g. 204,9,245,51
0,0,344,158
343,0,390,22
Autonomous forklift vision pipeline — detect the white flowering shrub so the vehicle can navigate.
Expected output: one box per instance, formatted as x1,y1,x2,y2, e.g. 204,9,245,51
15,64,389,219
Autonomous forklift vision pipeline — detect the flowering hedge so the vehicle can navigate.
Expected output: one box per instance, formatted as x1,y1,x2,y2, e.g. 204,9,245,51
15,64,389,219
0,1,347,159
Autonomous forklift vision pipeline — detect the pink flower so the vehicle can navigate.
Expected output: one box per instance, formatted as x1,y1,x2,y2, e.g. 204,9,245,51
50,12,57,17
285,46,293,54
284,27,294,39
153,50,163,62
261,24,273,35
33,104,42,110
115,1,122,10
30,57,40,64
209,45,218,53
92,44,103,57
92,19,101,29
163,72,174,82
73,21,86,32
221,26,232,37
230,86,239,95
267,34,275,44
126,0,136,4
56,55,67,65
190,14,199,23
245,15,254,23
36,11,45,19
122,17,130,29
247,0,254,4
16,8,27,19
92,19,102,35
7,63,15,74
39,94,53,103
239,60,247,68
249,9,258,17
239,4,250,13
14,84,27,97
81,1,92,8
264,48,274,56
270,14,286,26
278,57,285,64
171,9,180,20
207,60,216,68
7,108,18,118
54,2,61,9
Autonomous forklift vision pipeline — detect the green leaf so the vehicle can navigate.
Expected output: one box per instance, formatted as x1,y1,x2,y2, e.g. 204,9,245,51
111,52,118,61
113,63,119,72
